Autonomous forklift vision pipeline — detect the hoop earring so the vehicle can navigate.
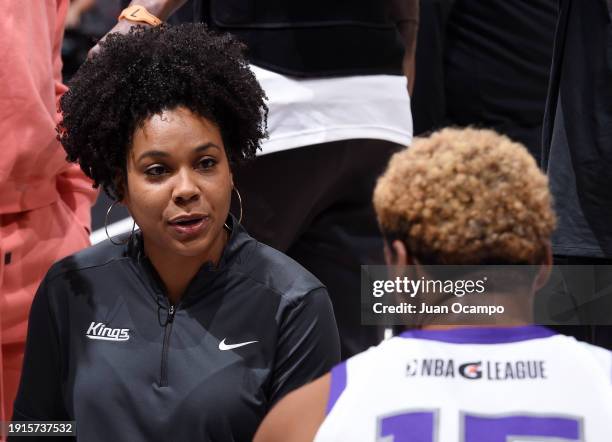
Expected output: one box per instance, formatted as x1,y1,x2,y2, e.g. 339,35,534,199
224,187,243,230
105,201,136,246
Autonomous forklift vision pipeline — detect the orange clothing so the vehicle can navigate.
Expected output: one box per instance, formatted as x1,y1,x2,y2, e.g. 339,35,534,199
1,202,91,425
0,0,94,218
0,0,98,428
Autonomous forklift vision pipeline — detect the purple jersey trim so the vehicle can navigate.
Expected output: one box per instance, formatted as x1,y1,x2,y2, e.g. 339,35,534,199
399,326,557,344
326,362,347,416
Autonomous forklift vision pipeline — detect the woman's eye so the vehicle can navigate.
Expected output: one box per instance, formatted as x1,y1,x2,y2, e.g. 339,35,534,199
198,158,217,170
144,165,167,176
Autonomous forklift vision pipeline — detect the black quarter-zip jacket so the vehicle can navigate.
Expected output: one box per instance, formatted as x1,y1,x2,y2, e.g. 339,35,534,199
12,221,340,441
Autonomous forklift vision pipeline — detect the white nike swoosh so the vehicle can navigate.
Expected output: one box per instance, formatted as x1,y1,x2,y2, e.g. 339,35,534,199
218,338,258,351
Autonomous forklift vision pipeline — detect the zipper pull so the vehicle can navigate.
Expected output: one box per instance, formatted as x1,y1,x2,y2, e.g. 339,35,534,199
167,305,176,323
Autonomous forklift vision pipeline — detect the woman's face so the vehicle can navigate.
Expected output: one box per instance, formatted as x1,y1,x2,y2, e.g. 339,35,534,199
123,107,232,262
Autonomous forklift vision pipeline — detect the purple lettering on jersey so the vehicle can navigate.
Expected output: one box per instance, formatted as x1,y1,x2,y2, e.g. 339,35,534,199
399,326,556,344
379,411,436,442
326,362,347,415
375,411,582,441
464,414,581,441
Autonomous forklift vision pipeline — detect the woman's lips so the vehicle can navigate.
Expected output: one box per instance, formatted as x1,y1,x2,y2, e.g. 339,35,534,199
168,216,208,237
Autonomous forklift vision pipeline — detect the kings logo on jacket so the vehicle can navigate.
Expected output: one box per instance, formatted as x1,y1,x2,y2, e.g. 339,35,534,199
86,322,130,341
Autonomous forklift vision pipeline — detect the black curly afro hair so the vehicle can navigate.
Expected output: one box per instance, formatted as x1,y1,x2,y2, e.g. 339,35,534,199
58,23,268,200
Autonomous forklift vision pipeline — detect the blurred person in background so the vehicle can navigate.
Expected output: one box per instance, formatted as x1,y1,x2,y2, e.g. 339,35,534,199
255,128,612,442
65,0,96,29
0,0,97,427
444,0,557,163
92,0,418,358
541,0,612,348
409,0,455,135
62,0,122,81
411,0,557,165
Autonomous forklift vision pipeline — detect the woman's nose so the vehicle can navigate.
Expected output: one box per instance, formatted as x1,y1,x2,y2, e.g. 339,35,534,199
172,170,200,204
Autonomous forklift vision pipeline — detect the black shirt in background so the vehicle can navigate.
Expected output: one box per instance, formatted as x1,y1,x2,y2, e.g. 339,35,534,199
542,0,612,258
443,0,557,160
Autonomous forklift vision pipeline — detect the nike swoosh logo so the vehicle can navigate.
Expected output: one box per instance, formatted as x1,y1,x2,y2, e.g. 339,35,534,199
219,338,258,351
130,8,141,17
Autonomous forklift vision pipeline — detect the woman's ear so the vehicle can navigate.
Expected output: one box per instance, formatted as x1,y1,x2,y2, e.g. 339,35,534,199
113,173,127,204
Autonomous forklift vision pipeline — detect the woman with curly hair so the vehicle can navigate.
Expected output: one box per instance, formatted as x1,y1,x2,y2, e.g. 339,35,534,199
255,128,612,442
11,24,339,442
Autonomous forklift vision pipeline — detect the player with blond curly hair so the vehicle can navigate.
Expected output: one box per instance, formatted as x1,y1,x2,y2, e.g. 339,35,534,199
255,127,612,442
374,127,555,267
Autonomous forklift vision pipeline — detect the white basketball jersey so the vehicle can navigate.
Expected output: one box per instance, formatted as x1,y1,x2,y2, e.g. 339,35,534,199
314,326,612,441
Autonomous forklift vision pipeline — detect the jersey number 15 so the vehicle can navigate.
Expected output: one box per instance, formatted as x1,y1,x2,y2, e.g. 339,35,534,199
378,410,582,441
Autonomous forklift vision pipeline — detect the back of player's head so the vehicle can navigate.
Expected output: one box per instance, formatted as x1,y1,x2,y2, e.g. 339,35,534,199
373,127,556,265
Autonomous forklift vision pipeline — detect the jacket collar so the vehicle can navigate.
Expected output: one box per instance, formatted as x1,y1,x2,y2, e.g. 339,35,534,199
126,214,253,306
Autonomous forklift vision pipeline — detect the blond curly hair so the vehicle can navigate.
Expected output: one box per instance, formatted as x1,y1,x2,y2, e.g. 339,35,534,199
373,128,556,265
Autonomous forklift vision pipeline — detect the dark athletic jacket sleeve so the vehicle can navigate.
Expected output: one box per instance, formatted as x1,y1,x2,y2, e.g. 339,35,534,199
269,287,340,406
11,276,71,441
